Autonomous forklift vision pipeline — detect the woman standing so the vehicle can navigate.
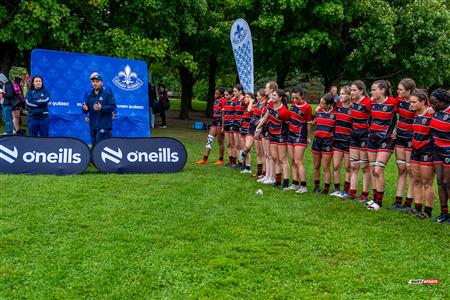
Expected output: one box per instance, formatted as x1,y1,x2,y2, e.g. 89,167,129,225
12,76,25,134
366,80,398,211
429,89,450,223
25,75,50,136
256,89,290,187
158,84,169,128
343,80,372,201
233,84,246,169
392,78,416,210
286,86,312,193
239,92,256,173
311,94,336,194
222,88,236,166
408,91,435,218
331,86,353,197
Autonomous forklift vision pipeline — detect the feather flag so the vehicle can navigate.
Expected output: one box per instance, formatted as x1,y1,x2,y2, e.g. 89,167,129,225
230,19,254,93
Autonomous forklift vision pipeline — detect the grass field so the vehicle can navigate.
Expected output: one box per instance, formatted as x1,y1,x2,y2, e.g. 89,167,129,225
1,107,449,299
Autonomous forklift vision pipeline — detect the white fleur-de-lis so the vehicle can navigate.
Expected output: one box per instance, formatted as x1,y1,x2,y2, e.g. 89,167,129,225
118,65,138,85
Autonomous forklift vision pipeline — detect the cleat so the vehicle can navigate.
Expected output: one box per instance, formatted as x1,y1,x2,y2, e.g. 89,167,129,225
313,188,321,193
336,191,347,198
342,193,356,200
283,184,299,191
433,213,449,223
257,176,267,183
195,159,208,164
364,200,375,207
263,178,276,185
296,186,308,193
213,160,224,166
367,202,382,211
321,190,330,195
240,168,252,174
390,203,403,210
417,212,431,219
330,190,341,197
357,194,369,202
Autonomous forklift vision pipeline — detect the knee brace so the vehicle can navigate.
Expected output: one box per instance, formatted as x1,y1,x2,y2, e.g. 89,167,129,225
350,156,360,163
374,161,386,168
397,159,410,166
206,135,215,149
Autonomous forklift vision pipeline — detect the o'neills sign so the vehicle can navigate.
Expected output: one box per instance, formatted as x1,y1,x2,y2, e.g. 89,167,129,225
92,137,187,174
0,136,90,175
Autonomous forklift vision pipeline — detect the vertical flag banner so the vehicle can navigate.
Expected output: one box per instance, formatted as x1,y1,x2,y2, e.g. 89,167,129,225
230,19,254,93
30,49,150,144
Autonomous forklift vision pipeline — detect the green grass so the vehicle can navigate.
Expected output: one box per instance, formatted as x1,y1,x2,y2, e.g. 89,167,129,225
1,125,449,299
169,98,207,112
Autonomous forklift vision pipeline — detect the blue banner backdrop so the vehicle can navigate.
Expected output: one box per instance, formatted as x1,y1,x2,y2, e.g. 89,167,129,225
30,49,150,144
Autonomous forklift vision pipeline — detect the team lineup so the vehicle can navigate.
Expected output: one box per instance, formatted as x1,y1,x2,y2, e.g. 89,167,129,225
195,80,450,223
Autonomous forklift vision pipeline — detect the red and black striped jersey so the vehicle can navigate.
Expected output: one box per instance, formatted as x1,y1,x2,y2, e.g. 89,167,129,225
233,96,246,123
268,104,290,136
223,97,235,125
289,101,312,133
397,96,415,135
213,97,226,120
351,96,371,130
240,109,253,133
334,101,352,140
314,107,336,138
251,102,264,127
430,106,450,149
370,97,398,136
412,109,433,149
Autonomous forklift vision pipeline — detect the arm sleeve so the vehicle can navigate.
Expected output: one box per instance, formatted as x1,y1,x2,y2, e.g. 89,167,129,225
101,93,117,113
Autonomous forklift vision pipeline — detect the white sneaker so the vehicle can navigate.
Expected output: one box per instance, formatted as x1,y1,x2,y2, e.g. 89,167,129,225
330,190,341,197
283,184,299,191
240,168,252,174
257,176,267,183
263,178,275,184
364,200,375,207
367,202,381,211
296,186,308,193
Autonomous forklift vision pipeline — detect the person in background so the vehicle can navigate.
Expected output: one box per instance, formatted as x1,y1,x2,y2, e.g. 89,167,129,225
82,73,116,145
25,75,50,136
158,84,169,128
1,76,14,135
330,85,340,103
12,76,25,135
148,83,156,128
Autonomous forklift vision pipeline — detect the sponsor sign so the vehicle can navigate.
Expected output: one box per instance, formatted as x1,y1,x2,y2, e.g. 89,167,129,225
92,138,187,174
31,49,150,144
230,19,254,93
0,136,90,175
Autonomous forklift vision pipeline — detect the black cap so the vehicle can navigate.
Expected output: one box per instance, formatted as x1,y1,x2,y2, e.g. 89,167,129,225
91,74,103,81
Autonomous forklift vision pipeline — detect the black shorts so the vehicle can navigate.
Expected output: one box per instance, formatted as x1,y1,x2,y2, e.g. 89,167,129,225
367,132,395,153
223,123,234,133
333,138,350,153
212,119,222,127
433,146,450,168
350,129,368,150
410,145,433,166
269,132,288,145
287,130,307,146
312,137,333,154
395,130,413,150
262,126,270,139
248,124,257,136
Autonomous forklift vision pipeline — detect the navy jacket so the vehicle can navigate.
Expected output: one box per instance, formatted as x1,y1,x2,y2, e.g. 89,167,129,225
83,88,116,130
26,87,50,118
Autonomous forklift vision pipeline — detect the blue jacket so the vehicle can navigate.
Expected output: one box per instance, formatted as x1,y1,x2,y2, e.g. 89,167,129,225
83,88,116,130
26,87,50,118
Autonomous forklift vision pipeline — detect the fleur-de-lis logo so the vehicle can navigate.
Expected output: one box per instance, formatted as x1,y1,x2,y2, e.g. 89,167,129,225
112,65,144,91
118,65,137,85
232,23,247,44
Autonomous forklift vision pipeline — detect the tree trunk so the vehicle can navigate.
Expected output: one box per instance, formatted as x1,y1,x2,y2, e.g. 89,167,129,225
276,66,289,90
205,52,217,118
179,66,193,120
0,42,17,75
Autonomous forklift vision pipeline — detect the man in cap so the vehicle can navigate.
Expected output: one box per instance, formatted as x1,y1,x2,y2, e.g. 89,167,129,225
82,73,116,145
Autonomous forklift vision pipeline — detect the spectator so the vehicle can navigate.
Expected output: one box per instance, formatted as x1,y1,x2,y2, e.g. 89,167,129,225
12,76,25,135
158,83,169,128
1,76,14,135
330,85,340,102
26,75,50,136
148,83,156,128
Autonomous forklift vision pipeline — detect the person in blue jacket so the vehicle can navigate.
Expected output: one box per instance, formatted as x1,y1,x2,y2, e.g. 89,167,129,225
26,75,50,136
82,73,116,145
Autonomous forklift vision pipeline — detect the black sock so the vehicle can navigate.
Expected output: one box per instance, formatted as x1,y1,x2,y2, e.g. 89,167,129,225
395,196,403,205
424,206,433,217
415,203,423,212
314,180,320,189
292,180,299,186
282,179,289,188
344,181,350,193
245,165,251,170
275,174,282,186
219,156,224,161
334,183,340,191
376,191,384,206
257,164,263,176
324,183,330,193
405,197,413,207
203,155,208,161
301,181,307,187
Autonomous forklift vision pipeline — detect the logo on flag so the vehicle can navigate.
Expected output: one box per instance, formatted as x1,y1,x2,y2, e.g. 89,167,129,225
230,19,254,93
